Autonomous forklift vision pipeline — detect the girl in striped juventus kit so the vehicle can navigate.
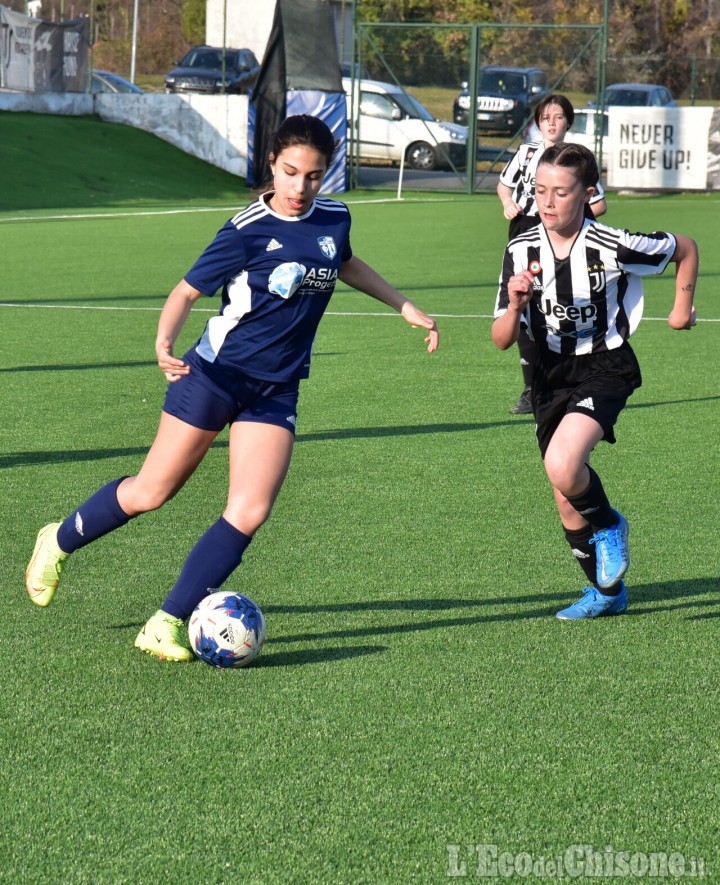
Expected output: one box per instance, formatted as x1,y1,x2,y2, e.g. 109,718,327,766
25,115,439,661
493,142,698,620
497,94,607,415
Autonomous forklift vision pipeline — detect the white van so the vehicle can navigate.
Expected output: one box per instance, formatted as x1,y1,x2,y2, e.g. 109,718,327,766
343,77,468,171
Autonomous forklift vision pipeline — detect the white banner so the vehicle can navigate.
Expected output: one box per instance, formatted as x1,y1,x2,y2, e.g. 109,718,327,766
608,106,716,191
0,4,88,92
0,6,39,91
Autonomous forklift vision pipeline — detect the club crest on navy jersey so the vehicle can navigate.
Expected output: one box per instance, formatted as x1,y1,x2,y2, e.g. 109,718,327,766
317,236,337,260
268,262,307,299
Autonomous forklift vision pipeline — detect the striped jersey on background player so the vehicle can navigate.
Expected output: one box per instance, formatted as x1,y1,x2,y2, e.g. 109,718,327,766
493,141,698,621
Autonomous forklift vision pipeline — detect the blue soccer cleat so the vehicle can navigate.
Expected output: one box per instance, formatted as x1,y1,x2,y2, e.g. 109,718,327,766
590,510,629,589
556,583,628,620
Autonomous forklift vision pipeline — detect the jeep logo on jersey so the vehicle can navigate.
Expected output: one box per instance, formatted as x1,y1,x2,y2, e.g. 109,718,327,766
588,262,606,293
541,299,598,324
317,236,336,260
268,262,306,299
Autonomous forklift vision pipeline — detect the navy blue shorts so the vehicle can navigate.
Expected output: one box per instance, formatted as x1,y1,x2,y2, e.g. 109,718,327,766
533,342,642,459
162,349,300,434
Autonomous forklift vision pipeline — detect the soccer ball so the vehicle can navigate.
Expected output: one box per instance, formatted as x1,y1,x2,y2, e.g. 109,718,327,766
188,591,266,669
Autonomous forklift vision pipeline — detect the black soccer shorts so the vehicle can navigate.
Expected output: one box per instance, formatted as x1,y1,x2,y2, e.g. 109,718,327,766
532,342,642,459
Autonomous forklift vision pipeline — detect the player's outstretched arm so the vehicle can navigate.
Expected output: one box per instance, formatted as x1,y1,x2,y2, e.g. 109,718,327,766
339,256,439,353
156,279,204,381
668,234,699,330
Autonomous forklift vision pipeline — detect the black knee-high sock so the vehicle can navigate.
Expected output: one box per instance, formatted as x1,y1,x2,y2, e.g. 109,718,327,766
563,524,623,596
565,465,614,530
517,326,537,389
563,524,599,589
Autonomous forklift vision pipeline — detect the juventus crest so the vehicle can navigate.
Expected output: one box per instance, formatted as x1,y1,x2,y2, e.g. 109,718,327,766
588,261,606,293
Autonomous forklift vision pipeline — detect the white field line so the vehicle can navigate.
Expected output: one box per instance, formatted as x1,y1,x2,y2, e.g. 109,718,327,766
0,196,470,225
0,302,717,322
0,192,714,225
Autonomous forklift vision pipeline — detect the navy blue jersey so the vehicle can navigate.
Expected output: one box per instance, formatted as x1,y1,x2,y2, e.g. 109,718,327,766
184,194,353,382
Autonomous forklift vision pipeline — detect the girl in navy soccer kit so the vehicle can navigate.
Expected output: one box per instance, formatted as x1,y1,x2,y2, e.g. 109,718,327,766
26,114,439,661
497,94,607,415
493,142,698,620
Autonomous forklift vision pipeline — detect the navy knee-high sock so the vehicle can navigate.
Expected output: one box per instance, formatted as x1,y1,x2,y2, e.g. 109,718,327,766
56,477,133,554
161,517,253,620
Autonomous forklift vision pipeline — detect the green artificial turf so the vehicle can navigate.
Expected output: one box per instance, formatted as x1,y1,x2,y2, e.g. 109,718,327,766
0,111,248,211
0,113,718,883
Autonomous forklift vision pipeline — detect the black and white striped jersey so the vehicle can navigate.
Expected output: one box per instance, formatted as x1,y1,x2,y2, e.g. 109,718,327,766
495,218,677,356
499,141,606,217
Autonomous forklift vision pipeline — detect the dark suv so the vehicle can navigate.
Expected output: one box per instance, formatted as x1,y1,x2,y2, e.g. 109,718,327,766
165,45,260,95
453,66,549,133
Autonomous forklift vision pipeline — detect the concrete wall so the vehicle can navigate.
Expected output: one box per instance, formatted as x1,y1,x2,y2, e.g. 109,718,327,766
0,91,250,178
0,0,358,180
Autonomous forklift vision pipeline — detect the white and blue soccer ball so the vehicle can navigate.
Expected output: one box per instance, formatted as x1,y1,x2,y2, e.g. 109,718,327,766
188,591,266,668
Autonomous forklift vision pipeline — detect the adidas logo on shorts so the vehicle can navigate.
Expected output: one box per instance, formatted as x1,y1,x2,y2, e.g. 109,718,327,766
577,396,595,411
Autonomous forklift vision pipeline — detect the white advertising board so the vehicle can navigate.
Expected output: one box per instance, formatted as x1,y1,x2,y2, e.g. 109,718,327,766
608,106,718,191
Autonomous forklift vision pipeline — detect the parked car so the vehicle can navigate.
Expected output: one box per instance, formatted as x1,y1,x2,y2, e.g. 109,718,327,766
91,69,143,94
601,83,675,108
565,108,610,168
453,65,548,133
164,45,260,95
522,108,610,168
344,77,468,171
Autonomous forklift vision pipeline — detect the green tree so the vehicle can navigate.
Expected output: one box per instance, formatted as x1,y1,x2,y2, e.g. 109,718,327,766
182,0,206,45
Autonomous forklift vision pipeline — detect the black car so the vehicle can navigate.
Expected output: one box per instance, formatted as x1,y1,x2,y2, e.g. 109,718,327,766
164,45,260,95
453,65,548,134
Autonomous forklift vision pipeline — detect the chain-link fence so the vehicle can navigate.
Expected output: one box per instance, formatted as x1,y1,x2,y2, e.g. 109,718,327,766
607,54,720,104
347,21,718,194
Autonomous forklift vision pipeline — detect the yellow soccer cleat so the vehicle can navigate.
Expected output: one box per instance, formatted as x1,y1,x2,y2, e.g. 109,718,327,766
134,610,194,662
26,523,68,607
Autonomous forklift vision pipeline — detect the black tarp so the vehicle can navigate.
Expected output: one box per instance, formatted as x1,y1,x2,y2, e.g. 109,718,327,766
249,0,343,188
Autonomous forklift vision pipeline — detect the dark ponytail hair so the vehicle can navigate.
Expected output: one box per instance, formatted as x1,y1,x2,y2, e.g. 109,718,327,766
269,114,338,171
538,142,599,190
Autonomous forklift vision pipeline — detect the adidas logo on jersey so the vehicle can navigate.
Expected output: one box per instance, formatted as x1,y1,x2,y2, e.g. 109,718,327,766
577,396,595,411
266,238,283,252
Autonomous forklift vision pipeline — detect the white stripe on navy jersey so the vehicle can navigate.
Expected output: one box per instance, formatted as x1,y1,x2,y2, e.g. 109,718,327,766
495,219,677,356
230,201,268,229
314,196,350,213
